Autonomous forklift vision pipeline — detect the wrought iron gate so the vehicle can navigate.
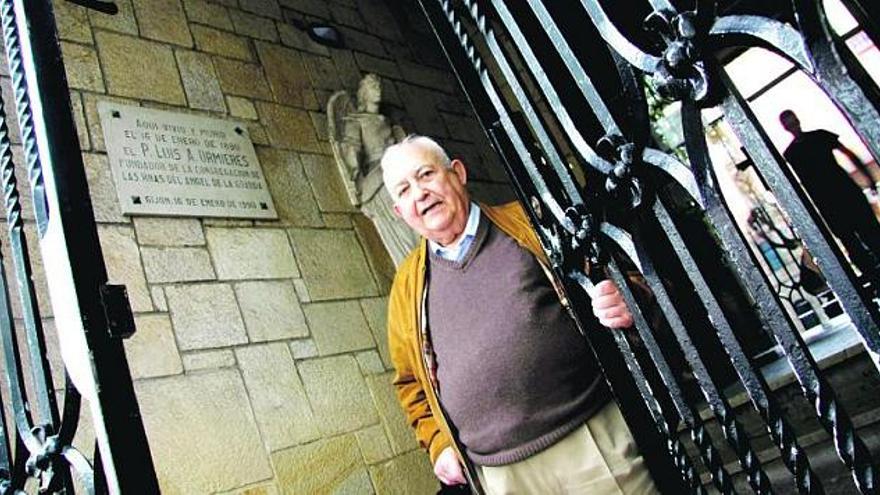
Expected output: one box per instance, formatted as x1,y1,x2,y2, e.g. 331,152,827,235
0,0,158,493
418,0,880,493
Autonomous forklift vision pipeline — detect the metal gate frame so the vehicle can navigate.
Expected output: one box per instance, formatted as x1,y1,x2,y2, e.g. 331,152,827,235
0,0,159,492
418,0,880,493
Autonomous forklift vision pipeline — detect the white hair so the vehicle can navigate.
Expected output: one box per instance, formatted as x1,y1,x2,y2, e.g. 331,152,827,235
380,135,452,172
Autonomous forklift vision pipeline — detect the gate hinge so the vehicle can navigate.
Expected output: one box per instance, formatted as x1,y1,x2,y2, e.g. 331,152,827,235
99,284,135,339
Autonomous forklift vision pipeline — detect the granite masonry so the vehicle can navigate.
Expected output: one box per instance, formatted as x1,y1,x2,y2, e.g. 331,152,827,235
8,0,513,493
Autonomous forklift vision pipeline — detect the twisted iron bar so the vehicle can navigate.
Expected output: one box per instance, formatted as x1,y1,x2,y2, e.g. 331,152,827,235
601,222,774,494
0,0,47,235
580,261,736,494
570,269,708,494
456,0,586,210
653,200,822,494
434,0,573,231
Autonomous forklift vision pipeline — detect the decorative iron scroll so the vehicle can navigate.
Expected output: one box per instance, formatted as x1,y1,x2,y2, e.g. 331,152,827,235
0,0,158,493
419,0,879,493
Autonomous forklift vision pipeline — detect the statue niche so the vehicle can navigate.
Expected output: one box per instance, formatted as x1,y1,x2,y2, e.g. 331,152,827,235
328,73,417,265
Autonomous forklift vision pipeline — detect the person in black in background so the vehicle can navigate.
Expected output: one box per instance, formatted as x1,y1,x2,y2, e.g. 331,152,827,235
779,109,880,281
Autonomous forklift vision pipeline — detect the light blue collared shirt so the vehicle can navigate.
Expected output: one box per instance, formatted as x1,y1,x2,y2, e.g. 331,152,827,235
429,203,481,262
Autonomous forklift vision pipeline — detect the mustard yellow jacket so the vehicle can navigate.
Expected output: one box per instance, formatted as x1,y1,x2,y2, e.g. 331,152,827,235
387,201,550,468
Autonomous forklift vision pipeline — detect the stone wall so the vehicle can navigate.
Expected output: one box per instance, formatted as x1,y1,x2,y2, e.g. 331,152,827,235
4,0,511,493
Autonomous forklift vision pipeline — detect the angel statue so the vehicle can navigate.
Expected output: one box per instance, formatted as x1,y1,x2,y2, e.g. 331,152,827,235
328,73,416,265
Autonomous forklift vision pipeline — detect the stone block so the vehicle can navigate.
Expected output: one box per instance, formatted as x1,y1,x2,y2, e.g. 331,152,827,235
183,0,233,30
365,372,418,455
359,297,391,370
151,286,168,311
182,349,236,371
125,313,183,379
191,24,252,61
83,94,138,152
70,92,90,151
356,424,393,464
246,122,270,145
89,0,138,35
228,96,258,120
351,216,394,295
330,50,362,90
239,0,282,20
236,343,320,450
272,436,371,494
54,1,92,44
136,370,273,493
289,229,377,300
396,84,448,138
235,280,308,342
289,339,318,360
299,153,356,213
176,49,226,112
254,146,323,227
279,0,329,18
83,153,128,223
328,3,363,28
353,53,400,80
298,355,379,435
255,42,312,108
98,225,152,312
133,217,205,246
256,102,321,152
292,278,310,303
141,247,215,283
230,10,279,41
133,0,193,46
303,300,374,356
61,42,105,93
165,283,247,350
338,27,386,58
398,61,454,93
206,227,299,279
215,58,273,100
354,0,401,42
95,32,186,105
356,350,385,375
369,451,437,495
218,483,281,495
303,53,341,90
277,23,329,57
309,111,329,141
322,213,351,229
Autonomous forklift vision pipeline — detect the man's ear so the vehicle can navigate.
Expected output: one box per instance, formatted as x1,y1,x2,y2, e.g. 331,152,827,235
450,159,467,186
392,203,402,218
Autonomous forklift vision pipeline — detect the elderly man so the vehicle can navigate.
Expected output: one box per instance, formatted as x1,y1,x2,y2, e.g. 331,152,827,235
383,135,656,494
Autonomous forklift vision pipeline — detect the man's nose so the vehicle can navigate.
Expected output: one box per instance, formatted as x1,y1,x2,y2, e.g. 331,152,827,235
411,182,428,198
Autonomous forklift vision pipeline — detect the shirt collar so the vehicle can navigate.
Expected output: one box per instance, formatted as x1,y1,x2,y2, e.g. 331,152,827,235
429,202,481,262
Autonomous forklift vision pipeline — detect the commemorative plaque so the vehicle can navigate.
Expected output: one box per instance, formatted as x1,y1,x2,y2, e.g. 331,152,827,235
98,102,278,219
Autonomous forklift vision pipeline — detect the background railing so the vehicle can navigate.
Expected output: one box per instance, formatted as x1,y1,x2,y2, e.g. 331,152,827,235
418,0,880,492
0,0,157,493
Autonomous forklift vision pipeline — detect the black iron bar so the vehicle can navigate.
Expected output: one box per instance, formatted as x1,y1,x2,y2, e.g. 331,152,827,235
569,268,709,495
716,75,878,493
601,221,775,494
681,97,877,493
654,199,823,494
7,0,160,491
575,260,737,494
456,0,585,209
427,0,574,232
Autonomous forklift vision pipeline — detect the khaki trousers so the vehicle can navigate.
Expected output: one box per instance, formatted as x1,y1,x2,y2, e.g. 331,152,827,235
476,402,657,494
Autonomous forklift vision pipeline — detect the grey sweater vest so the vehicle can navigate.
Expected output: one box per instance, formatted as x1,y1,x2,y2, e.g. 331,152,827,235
427,216,608,466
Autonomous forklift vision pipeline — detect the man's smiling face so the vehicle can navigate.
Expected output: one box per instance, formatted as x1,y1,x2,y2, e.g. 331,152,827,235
382,141,470,246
